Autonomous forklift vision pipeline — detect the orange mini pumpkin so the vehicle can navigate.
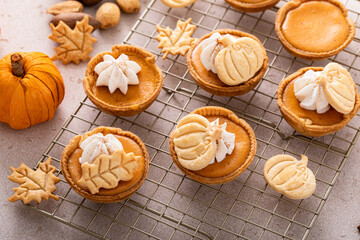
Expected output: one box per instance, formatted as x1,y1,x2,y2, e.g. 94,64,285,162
0,52,65,129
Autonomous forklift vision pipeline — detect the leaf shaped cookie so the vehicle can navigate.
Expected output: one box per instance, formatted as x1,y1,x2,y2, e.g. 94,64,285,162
161,0,197,8
215,36,264,86
155,18,197,59
172,114,221,171
49,15,97,64
8,157,60,204
78,149,139,194
263,154,316,199
318,63,356,114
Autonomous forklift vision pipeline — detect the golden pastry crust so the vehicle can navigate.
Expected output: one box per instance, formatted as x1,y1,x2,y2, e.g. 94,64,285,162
60,126,149,203
275,0,355,60
225,0,280,12
169,106,257,184
277,67,360,137
264,154,316,199
83,44,163,116
187,29,268,96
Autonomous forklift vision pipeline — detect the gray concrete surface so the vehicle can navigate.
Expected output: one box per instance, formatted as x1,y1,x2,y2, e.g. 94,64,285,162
0,0,359,239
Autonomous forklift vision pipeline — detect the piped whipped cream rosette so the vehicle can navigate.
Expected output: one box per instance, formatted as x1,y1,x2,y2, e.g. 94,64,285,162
94,54,141,95
294,63,356,115
200,33,264,86
171,114,235,171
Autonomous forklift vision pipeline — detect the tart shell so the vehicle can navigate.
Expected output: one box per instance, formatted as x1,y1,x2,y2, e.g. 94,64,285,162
275,0,355,60
169,106,257,185
83,45,163,116
60,127,149,203
186,29,268,97
225,0,280,12
277,67,360,137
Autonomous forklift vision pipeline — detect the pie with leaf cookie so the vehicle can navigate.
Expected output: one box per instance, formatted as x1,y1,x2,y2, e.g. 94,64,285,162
187,29,268,96
60,127,149,202
169,106,257,184
277,63,360,137
83,44,163,116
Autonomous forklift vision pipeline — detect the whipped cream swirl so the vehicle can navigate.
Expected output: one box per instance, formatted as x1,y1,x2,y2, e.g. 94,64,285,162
200,33,236,74
294,70,330,114
95,54,141,95
79,133,123,164
209,118,235,164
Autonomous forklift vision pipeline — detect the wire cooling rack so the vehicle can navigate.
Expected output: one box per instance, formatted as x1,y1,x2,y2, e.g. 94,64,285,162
27,0,360,239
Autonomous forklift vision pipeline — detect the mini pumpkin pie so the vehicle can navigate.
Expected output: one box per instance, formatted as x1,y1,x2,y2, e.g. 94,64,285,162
169,106,257,184
60,126,149,203
277,63,360,137
275,0,355,60
225,0,280,12
187,29,268,96
83,44,163,116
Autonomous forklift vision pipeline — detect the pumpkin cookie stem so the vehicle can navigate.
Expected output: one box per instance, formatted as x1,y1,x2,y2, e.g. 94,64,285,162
11,53,25,78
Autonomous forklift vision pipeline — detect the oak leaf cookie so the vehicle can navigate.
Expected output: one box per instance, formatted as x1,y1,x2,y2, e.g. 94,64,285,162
8,157,60,204
263,154,316,199
155,18,197,59
49,15,97,64
78,149,139,194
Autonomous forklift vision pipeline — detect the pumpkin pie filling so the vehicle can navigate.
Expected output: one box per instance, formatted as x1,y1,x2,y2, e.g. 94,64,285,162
194,115,251,178
281,1,350,53
283,78,344,126
67,134,145,195
91,54,158,107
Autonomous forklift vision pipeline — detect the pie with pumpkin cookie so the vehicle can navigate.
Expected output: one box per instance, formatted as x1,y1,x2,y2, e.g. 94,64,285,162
275,0,355,60
277,63,360,137
225,0,280,12
60,126,149,203
169,106,257,184
83,44,163,116
187,29,268,96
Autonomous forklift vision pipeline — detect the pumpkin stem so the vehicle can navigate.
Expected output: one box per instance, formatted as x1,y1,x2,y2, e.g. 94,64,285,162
11,53,25,78
299,154,308,166
218,36,235,47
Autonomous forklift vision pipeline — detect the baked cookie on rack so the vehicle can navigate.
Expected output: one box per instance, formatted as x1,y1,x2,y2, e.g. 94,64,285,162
277,63,360,137
275,0,355,60
60,127,149,203
169,106,257,184
264,154,316,199
83,44,163,116
187,29,268,96
225,0,280,12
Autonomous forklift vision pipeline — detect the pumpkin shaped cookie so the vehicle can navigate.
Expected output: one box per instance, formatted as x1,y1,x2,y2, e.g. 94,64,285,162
277,62,360,137
60,126,149,203
0,52,65,129
264,154,316,199
187,29,268,96
169,106,257,184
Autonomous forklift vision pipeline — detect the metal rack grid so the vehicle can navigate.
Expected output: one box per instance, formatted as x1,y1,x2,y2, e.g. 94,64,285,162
26,0,360,239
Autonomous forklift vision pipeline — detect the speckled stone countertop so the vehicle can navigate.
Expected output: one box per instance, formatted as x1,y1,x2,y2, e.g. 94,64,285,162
0,0,360,239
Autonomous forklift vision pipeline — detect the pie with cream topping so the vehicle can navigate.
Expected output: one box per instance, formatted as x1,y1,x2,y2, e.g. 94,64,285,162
277,63,360,137
83,45,163,116
60,126,149,203
169,106,257,184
